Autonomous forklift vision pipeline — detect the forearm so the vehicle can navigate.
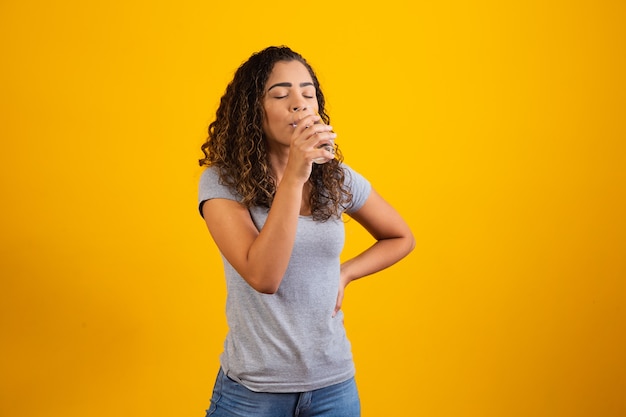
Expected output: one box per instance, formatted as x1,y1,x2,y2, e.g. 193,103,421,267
340,235,414,285
245,177,303,292
340,188,415,287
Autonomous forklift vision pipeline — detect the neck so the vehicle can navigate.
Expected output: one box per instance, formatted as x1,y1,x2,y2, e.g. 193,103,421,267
267,145,290,184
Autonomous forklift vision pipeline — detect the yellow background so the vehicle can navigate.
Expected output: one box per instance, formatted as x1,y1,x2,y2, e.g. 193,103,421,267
1,0,624,416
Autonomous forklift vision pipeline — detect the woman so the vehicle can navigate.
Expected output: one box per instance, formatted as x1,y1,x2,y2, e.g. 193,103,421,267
198,46,414,417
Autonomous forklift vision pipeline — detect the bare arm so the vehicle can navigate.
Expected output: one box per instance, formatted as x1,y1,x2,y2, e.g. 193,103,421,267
334,188,415,315
201,114,333,294
202,176,304,294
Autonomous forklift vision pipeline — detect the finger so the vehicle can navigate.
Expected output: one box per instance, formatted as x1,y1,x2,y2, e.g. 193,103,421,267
333,290,344,317
314,133,337,152
315,130,337,144
294,113,321,129
302,125,334,142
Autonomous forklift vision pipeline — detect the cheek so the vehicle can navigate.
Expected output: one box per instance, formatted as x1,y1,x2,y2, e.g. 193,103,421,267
262,109,283,135
260,107,270,132
261,109,273,130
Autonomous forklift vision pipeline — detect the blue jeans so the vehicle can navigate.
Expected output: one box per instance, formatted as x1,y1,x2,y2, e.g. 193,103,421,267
205,368,361,417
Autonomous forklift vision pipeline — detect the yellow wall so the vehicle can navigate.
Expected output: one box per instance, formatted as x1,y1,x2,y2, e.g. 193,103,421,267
1,1,624,416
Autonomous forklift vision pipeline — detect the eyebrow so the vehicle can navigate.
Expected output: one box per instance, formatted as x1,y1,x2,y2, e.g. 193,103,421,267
267,82,315,91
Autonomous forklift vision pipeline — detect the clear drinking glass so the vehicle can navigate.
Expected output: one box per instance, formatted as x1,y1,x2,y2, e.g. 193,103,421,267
291,107,335,164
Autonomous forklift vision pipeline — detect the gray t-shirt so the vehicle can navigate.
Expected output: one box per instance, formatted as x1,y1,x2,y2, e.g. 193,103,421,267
198,164,371,392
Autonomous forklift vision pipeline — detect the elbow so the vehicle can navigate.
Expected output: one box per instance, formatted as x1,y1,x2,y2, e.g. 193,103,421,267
255,285,280,295
244,273,282,294
397,229,416,258
407,233,416,254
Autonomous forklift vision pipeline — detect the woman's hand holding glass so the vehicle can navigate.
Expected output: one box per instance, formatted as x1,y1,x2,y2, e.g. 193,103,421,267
291,107,336,164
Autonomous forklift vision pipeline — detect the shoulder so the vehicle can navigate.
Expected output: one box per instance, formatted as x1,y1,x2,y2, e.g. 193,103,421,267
342,164,369,187
198,166,243,214
341,163,372,214
198,165,222,189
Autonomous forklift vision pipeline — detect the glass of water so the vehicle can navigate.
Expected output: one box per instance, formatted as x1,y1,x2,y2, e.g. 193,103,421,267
291,107,335,164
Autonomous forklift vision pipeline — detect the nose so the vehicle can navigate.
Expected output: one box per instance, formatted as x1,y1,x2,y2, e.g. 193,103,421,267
292,105,308,112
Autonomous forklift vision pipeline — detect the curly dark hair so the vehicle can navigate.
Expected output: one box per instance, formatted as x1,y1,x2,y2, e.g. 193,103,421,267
199,46,352,221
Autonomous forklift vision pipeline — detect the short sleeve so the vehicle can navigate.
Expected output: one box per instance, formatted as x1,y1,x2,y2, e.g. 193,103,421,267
198,166,242,217
343,164,372,214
